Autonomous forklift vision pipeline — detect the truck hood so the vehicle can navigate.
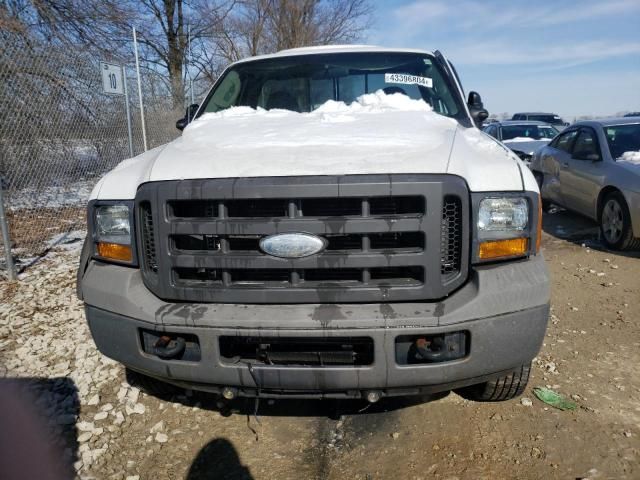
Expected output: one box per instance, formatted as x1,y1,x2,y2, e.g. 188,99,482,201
91,92,526,200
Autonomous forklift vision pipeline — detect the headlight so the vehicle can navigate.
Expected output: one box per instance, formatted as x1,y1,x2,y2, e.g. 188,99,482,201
478,197,528,235
474,195,538,262
91,202,136,264
96,205,131,244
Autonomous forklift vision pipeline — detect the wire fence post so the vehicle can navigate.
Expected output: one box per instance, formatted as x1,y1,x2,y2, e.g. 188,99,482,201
133,27,148,151
122,66,135,158
0,181,17,280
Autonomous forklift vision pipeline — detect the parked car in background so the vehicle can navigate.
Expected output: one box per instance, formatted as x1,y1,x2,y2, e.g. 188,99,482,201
512,112,569,130
483,121,559,165
531,118,640,250
624,112,640,117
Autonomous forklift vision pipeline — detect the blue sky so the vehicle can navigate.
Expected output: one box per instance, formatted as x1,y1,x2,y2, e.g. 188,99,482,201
368,0,640,119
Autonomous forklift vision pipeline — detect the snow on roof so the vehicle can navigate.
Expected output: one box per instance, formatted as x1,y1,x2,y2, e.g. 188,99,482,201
233,45,434,65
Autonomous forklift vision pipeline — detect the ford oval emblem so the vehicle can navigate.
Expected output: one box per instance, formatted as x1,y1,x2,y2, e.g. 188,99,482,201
259,233,327,258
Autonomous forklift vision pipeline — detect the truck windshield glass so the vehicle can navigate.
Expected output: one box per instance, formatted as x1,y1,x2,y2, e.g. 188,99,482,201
502,125,559,140
604,123,640,159
201,52,465,120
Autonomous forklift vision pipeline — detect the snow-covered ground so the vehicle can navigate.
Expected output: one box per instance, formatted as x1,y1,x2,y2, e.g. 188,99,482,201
6,180,95,211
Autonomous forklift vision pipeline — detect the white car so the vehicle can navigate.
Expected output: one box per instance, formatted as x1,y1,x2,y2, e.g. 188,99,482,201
78,46,549,403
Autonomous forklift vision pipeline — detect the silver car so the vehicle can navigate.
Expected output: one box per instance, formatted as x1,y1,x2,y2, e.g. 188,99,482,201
531,118,640,250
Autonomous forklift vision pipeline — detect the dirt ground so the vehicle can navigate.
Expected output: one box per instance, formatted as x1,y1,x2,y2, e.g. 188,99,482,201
1,208,639,480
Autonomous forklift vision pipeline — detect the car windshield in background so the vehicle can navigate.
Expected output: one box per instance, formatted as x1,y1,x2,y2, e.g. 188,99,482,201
528,114,564,125
604,123,640,158
502,125,559,140
201,52,465,120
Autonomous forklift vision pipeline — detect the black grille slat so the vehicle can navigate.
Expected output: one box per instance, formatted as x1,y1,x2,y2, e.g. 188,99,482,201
369,196,424,215
136,175,469,303
170,196,424,219
172,267,424,287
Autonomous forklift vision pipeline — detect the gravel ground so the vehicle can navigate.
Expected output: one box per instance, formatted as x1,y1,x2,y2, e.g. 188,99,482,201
1,208,639,479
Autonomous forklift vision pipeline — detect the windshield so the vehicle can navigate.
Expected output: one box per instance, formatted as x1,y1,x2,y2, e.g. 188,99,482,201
200,52,465,121
604,124,640,159
502,124,559,140
528,114,564,125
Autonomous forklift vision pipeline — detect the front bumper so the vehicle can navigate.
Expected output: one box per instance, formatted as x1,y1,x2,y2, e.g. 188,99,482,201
81,254,550,399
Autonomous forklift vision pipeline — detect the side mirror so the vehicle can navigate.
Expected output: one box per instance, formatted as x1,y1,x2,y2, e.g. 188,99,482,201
467,91,489,127
175,118,188,131
176,103,200,131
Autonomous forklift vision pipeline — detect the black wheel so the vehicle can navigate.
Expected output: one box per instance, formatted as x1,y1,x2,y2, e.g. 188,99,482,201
532,172,553,212
456,364,530,402
599,191,640,251
125,368,181,397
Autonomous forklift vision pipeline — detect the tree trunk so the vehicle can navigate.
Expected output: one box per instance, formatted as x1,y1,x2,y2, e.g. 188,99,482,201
168,47,184,109
165,0,185,109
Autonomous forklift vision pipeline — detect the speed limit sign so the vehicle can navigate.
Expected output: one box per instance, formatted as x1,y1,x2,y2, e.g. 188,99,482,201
100,62,124,95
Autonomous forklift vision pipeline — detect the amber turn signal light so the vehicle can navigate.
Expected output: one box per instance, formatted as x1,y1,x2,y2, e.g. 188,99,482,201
96,242,132,262
479,238,528,260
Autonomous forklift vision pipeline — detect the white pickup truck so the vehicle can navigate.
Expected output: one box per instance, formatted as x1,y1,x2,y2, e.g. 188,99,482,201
78,46,549,403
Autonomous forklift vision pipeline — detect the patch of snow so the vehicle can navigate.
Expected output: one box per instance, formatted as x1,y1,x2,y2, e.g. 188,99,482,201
45,230,86,250
618,151,640,165
150,91,459,180
7,180,94,211
505,136,548,143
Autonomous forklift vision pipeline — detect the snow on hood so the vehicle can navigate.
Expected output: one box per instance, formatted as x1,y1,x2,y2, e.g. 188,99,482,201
150,91,458,181
504,137,550,143
92,91,527,199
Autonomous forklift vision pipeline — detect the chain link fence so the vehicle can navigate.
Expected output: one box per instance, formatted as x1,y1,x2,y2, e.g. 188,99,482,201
0,31,183,277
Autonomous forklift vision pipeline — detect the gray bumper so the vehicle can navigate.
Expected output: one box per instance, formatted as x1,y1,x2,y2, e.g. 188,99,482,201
82,255,550,398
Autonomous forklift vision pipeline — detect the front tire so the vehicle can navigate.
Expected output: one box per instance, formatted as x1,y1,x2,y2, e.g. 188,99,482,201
599,191,640,251
456,364,531,402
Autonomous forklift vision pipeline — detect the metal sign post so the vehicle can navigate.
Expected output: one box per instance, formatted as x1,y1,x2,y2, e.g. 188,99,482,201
0,181,16,280
132,27,148,152
100,61,134,157
122,68,134,157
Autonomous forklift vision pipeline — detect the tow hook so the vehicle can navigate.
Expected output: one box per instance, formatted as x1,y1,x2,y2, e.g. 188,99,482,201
414,336,447,362
153,335,186,359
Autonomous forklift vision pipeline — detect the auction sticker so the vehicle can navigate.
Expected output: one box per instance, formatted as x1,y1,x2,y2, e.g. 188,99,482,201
385,73,433,88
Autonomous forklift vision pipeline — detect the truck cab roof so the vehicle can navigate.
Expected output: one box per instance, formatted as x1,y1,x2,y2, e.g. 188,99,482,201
233,45,436,65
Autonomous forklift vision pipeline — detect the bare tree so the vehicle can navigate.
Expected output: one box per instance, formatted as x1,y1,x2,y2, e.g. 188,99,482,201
265,0,373,51
2,0,373,109
189,0,373,98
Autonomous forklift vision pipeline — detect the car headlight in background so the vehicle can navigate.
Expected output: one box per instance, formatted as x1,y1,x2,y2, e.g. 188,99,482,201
476,196,537,261
92,202,136,264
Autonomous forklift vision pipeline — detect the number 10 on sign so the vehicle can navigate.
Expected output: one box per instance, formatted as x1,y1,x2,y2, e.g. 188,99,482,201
100,61,134,157
101,62,125,95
